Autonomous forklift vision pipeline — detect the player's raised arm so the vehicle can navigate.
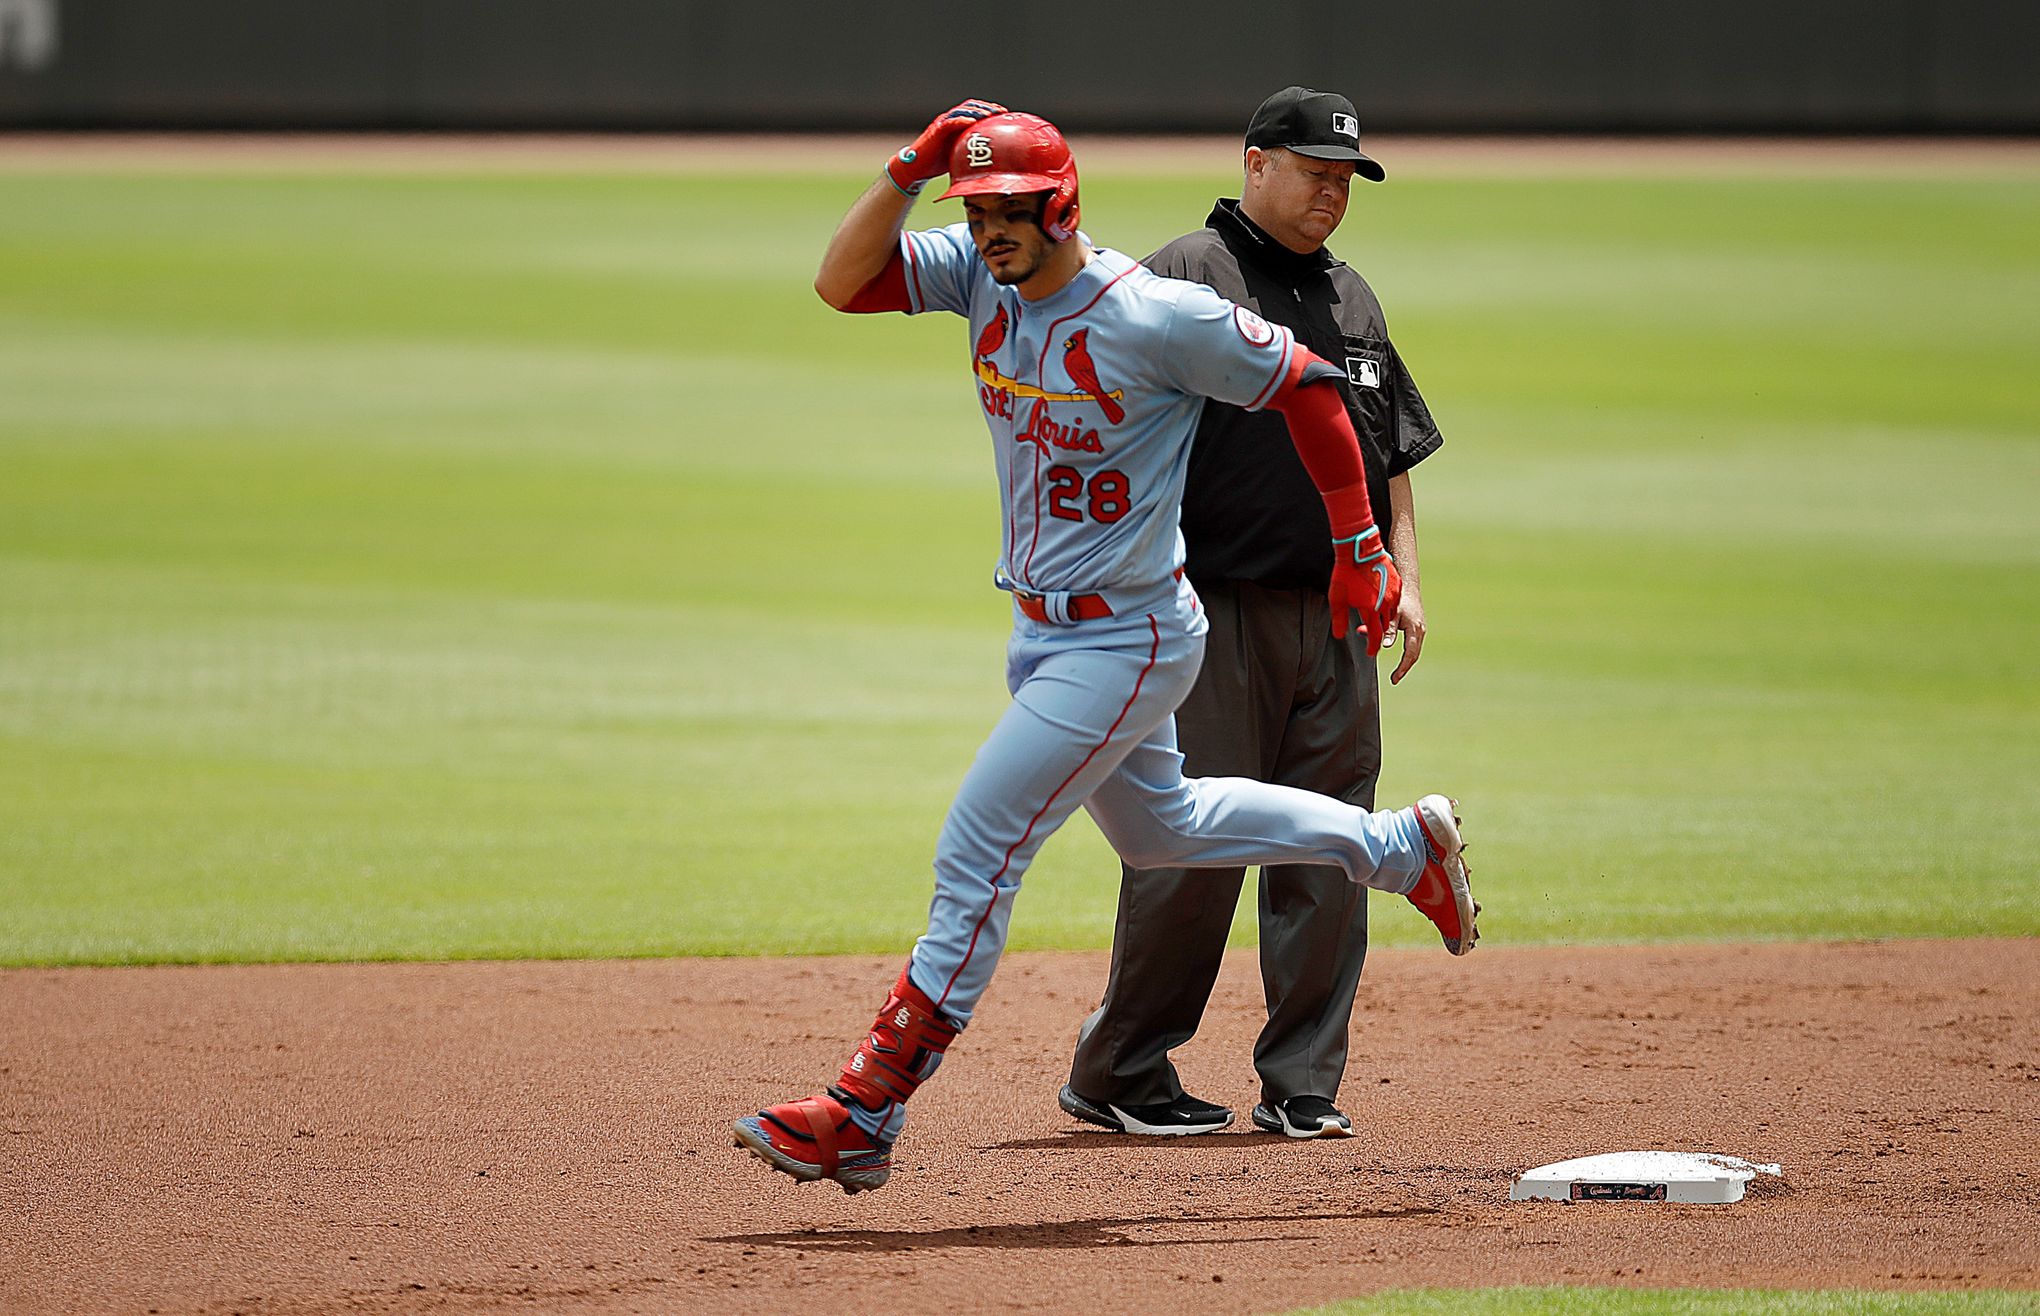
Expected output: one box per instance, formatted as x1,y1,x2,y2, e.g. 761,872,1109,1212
814,99,1005,312
1265,356,1404,655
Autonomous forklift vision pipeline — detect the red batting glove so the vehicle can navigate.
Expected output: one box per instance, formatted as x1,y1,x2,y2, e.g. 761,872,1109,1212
884,99,1007,196
1323,482,1403,655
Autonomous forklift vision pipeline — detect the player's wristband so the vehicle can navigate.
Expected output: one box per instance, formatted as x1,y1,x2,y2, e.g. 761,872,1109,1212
1333,524,1387,563
884,153,929,198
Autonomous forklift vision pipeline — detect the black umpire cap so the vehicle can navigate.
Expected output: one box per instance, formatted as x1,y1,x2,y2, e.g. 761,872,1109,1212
1245,86,1385,182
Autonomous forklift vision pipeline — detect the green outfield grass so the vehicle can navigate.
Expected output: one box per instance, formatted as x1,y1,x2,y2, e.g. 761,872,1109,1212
1,159,2035,965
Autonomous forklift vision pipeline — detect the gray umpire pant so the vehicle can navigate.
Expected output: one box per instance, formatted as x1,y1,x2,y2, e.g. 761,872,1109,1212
1068,579,1381,1108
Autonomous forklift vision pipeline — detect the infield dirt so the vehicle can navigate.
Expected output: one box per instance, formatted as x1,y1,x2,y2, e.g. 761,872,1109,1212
4,939,2037,1314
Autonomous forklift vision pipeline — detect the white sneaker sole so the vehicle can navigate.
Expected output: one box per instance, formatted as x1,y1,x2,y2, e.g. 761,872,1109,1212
1107,1103,1234,1136
1060,1085,1233,1136
1414,794,1478,956
1252,1105,1354,1139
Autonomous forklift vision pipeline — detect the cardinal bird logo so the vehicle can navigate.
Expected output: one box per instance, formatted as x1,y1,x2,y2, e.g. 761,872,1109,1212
1061,329,1124,425
976,305,1010,360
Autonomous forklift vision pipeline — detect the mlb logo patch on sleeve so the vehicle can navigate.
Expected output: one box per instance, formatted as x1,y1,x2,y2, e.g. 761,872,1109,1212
1346,356,1382,389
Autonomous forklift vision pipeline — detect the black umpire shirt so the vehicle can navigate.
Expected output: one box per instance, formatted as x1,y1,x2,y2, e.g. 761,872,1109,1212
1147,199,1443,593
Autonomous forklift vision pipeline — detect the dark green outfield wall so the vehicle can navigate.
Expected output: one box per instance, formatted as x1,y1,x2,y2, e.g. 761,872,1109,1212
0,0,2035,131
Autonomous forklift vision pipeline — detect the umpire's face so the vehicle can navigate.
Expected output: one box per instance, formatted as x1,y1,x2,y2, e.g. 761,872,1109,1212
1245,147,1355,255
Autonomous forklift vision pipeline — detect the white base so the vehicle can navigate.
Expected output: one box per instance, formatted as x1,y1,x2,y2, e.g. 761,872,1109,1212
1510,1150,1783,1204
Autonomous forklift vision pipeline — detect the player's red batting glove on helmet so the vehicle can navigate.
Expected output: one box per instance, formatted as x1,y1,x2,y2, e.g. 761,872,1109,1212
886,99,1008,196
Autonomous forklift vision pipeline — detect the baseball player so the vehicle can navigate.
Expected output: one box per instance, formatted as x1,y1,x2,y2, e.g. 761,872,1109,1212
731,103,1477,1195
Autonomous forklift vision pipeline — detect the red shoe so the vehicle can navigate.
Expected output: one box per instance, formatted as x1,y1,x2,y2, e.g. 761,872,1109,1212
732,1093,892,1194
1408,795,1479,955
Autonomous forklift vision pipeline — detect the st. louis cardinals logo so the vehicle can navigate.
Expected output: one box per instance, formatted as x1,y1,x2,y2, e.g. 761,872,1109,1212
964,133,995,169
1061,329,1125,424
977,357,1121,433
974,316,1125,432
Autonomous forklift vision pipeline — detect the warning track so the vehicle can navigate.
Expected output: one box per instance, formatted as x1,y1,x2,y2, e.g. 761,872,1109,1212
0,132,2034,178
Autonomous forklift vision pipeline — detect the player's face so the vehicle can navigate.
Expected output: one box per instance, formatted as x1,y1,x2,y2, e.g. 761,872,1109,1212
1249,148,1355,254
963,193,1054,287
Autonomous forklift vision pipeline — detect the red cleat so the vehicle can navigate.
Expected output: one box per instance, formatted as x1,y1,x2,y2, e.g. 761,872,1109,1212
1407,795,1479,955
732,1093,892,1194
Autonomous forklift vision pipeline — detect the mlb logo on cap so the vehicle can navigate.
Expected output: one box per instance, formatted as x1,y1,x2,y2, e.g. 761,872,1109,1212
1331,113,1358,138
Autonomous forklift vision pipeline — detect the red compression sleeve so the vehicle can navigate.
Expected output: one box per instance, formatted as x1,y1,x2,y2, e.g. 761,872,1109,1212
841,249,912,314
1266,351,1376,529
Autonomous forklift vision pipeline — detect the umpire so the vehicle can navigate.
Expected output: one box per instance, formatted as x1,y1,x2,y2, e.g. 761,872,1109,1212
1061,87,1444,1139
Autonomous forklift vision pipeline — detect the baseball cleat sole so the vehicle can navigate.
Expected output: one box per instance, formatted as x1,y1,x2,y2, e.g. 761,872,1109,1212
731,1117,891,1194
1412,794,1479,956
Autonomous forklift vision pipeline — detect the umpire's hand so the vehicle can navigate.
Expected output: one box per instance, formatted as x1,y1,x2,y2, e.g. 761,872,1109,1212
1389,586,1426,685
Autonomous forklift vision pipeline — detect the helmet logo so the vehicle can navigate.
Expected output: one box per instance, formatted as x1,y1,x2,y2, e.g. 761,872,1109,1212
964,133,995,169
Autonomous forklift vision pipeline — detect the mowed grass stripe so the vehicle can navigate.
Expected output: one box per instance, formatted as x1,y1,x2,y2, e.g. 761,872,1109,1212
0,165,2034,964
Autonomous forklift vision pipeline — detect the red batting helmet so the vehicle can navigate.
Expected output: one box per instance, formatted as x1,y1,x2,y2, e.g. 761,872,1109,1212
936,112,1081,243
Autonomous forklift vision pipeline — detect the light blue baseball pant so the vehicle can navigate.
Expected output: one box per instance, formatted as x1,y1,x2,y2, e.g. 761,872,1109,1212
847,581,1431,1143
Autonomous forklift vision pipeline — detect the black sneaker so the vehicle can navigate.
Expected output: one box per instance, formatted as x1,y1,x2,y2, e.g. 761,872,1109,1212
1058,1083,1235,1136
1251,1095,1353,1139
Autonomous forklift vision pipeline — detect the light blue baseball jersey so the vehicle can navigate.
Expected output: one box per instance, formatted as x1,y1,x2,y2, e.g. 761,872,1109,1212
901,223,1301,596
